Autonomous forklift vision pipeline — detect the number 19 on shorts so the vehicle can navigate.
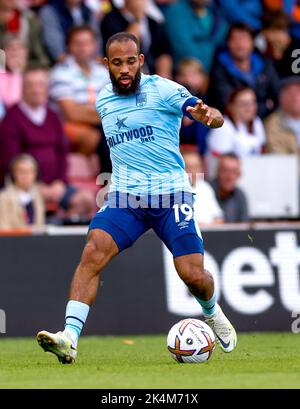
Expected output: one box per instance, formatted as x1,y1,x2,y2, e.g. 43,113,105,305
173,204,193,223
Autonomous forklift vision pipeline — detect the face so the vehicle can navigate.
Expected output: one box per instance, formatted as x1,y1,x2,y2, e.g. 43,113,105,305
12,160,37,191
183,152,204,187
5,38,28,72
228,30,253,61
68,31,97,65
217,157,241,193
229,89,257,123
23,70,48,108
176,65,206,94
280,84,300,118
104,40,144,96
264,28,290,51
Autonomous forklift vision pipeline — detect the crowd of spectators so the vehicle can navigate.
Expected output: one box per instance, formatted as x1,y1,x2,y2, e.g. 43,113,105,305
0,0,300,228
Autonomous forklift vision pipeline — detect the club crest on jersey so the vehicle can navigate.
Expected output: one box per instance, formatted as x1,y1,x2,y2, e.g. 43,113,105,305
136,92,147,107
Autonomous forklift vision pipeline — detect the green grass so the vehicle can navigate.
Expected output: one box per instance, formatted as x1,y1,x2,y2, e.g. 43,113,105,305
0,333,299,389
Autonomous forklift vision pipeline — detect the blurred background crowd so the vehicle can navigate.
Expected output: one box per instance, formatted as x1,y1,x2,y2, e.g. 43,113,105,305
0,0,300,229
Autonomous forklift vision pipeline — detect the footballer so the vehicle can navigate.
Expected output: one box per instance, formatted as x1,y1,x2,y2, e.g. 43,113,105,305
37,32,237,363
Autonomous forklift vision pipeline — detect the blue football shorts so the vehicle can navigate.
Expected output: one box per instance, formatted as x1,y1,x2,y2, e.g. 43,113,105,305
89,191,204,258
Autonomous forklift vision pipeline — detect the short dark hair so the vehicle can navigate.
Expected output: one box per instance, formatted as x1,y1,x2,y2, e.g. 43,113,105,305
66,25,97,47
262,10,290,30
105,32,140,57
227,23,254,42
226,86,255,107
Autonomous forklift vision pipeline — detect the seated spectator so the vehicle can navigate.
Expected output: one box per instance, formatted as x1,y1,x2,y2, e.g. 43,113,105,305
210,154,249,223
0,67,95,220
162,0,228,72
217,0,263,31
209,23,279,118
208,87,265,157
175,57,209,155
39,0,100,62
182,148,224,225
0,154,45,229
0,34,28,119
176,57,208,100
101,0,173,77
256,9,300,78
49,25,109,159
0,0,49,67
265,77,300,159
264,0,300,40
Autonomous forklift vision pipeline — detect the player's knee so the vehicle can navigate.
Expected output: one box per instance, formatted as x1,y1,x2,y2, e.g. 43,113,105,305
82,241,104,268
182,265,207,291
81,230,117,269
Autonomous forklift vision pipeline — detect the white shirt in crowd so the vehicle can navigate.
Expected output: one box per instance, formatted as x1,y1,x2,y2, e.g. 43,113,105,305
49,56,109,105
192,178,224,225
19,101,47,126
208,116,266,157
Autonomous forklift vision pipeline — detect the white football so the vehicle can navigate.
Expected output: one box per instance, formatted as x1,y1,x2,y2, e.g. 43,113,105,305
167,318,216,363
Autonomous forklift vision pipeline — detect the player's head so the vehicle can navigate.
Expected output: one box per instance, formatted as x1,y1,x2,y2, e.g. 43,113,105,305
104,32,144,96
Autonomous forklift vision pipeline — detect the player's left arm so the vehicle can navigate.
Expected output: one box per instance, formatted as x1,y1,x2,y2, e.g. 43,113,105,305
184,98,224,128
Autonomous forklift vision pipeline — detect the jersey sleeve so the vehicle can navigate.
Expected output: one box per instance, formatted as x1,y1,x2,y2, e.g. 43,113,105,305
156,77,194,116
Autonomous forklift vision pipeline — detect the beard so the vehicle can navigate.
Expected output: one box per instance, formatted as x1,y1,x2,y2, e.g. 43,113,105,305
110,67,141,96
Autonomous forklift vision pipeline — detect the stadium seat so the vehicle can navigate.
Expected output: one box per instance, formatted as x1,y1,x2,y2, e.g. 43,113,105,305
67,153,100,193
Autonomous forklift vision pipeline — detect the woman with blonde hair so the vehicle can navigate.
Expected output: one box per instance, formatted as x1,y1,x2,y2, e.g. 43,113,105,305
0,154,45,228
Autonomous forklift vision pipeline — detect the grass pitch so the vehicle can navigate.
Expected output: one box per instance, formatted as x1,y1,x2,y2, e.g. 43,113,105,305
0,333,299,389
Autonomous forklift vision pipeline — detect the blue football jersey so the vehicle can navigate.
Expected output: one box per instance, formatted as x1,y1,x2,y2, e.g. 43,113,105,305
96,73,194,195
